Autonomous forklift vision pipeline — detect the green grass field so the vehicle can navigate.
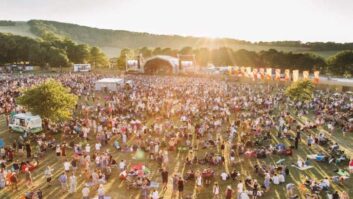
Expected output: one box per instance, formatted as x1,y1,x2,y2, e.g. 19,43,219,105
0,94,352,199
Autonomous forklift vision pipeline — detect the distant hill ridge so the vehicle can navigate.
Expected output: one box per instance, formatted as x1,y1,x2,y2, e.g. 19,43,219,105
1,20,353,57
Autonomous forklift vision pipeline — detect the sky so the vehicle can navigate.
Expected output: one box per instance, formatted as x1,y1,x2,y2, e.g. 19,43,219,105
1,0,353,42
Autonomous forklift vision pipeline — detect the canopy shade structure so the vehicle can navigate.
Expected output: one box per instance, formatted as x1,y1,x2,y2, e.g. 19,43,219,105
95,78,124,91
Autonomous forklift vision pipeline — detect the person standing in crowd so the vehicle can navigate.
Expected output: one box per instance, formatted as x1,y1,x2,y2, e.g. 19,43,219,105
44,166,53,186
10,172,18,191
59,173,68,192
36,189,43,199
212,181,220,199
294,136,299,149
69,173,77,194
161,168,168,190
25,168,33,188
97,184,105,199
82,184,90,199
172,174,178,197
25,141,31,158
151,189,159,199
178,177,184,199
349,159,353,173
225,185,233,199
237,180,244,196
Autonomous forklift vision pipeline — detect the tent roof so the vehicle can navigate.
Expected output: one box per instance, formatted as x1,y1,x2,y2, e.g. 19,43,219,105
14,113,41,120
96,78,124,83
145,55,179,67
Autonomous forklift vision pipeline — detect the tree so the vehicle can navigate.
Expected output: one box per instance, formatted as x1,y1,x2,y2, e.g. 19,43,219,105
327,50,353,75
47,47,70,67
89,47,108,68
139,47,152,58
285,80,314,102
17,79,78,122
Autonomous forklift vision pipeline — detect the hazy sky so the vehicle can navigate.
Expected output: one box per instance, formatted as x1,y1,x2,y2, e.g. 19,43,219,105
1,0,353,42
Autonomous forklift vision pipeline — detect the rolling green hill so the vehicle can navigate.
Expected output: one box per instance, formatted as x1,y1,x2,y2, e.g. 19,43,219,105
0,20,350,58
0,21,37,38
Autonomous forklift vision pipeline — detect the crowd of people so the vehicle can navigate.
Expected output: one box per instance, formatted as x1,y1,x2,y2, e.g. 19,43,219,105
0,73,352,199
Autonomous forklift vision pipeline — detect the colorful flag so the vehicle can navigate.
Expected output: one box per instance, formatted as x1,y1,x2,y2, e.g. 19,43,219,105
313,71,320,84
275,69,281,80
253,68,258,79
266,68,272,80
293,70,299,82
246,67,252,77
259,68,265,79
285,69,290,81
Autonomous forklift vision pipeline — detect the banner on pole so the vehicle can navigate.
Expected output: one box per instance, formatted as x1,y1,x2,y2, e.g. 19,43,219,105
266,68,272,80
313,71,320,84
285,69,290,81
293,70,299,82
303,71,309,79
259,68,265,79
246,67,252,77
253,68,258,79
275,69,281,80
240,66,246,76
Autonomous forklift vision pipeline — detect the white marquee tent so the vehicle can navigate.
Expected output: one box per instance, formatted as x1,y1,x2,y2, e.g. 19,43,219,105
95,78,124,92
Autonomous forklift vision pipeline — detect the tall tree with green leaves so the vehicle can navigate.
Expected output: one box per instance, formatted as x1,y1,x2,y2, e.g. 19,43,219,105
285,80,314,102
327,50,353,75
17,79,78,122
89,47,109,68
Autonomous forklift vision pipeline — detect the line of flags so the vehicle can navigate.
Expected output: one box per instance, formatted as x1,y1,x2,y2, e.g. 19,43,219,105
228,66,320,83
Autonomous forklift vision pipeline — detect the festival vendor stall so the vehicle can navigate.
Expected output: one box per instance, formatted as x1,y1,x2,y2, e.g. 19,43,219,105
9,113,42,134
94,78,124,92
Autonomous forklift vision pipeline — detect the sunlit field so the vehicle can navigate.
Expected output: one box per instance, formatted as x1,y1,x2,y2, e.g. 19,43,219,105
0,78,352,199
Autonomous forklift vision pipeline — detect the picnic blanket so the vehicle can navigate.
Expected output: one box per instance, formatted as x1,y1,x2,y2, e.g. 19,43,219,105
131,163,144,171
337,169,350,177
292,165,314,170
307,154,325,161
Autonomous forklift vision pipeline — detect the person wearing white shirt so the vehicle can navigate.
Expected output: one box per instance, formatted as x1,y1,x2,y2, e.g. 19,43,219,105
322,177,330,189
69,174,77,193
152,189,159,199
97,184,104,199
196,175,202,187
119,160,126,171
95,142,101,151
220,172,228,181
278,173,285,183
237,180,243,193
82,185,90,199
85,144,91,154
239,191,250,199
272,174,279,185
213,182,220,198
63,160,71,172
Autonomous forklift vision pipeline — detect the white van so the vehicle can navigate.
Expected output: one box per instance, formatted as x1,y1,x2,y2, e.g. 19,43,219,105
9,113,43,133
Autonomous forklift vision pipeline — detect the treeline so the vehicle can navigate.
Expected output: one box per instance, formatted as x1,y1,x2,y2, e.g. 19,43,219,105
257,41,353,51
119,47,352,76
0,20,15,26
0,32,108,68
